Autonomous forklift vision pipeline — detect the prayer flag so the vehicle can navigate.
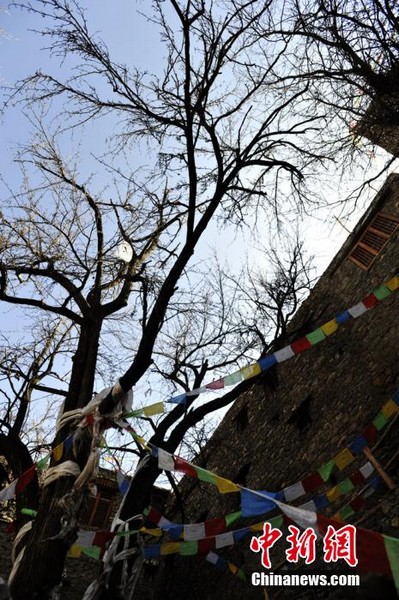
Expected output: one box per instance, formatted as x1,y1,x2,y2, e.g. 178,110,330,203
283,481,305,501
362,293,379,309
385,275,399,291
240,363,261,379
206,379,225,390
15,466,36,495
215,531,235,549
194,466,218,485
157,449,175,472
350,435,368,455
384,536,399,593
241,489,278,517
359,462,374,480
348,302,368,318
337,479,355,495
179,541,198,556
53,443,64,461
321,319,338,335
257,355,277,371
184,523,206,541
82,546,101,560
143,402,164,417
214,475,239,494
291,337,312,353
306,328,326,345
224,371,242,386
373,412,388,431
274,346,295,363
160,542,180,555
333,448,354,470
382,399,399,418
318,460,335,482
373,285,391,300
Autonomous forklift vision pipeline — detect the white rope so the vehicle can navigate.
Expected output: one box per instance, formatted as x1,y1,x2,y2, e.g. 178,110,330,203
11,521,32,564
42,461,81,488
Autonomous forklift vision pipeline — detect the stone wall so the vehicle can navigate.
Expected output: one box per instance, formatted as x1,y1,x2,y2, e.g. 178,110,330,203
155,174,399,599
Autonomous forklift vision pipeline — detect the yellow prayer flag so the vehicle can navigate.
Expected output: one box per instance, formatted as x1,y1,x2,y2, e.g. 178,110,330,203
332,511,343,523
240,363,261,380
385,275,399,291
140,527,163,537
228,563,238,575
160,542,180,555
321,319,338,336
68,544,82,558
214,475,240,494
382,399,399,418
143,402,165,417
249,522,265,532
326,486,340,503
333,448,354,470
52,443,64,461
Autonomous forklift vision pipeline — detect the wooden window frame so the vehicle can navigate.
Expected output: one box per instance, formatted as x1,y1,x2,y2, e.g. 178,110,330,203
348,211,399,271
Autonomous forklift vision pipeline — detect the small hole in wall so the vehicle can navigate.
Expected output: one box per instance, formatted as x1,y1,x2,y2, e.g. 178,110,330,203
234,405,249,433
287,395,312,432
234,462,251,486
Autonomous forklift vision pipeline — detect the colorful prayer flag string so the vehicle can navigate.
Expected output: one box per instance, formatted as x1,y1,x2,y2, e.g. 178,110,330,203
166,274,399,405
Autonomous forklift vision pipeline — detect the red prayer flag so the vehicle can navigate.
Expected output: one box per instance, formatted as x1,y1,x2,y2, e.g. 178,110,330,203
198,538,215,555
205,379,225,390
302,472,324,493
350,470,365,486
290,337,312,354
362,293,379,309
174,457,198,478
349,496,365,512
204,518,226,537
15,466,36,495
362,424,378,445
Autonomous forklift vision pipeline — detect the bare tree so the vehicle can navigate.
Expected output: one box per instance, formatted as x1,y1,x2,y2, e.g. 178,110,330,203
281,0,399,184
0,1,348,598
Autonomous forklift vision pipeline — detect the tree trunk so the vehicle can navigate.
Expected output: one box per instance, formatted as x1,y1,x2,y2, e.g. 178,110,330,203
0,434,39,530
8,318,102,600
86,454,161,600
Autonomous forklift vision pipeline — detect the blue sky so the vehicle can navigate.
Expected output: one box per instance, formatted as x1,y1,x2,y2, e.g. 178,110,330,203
1,2,398,468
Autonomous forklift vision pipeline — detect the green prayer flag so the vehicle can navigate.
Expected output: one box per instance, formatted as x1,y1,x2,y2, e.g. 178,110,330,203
195,466,218,485
269,515,284,529
373,285,391,300
225,511,242,527
37,455,50,471
339,505,355,520
237,569,246,581
318,460,335,482
384,535,399,594
306,328,326,345
373,412,388,431
337,479,355,496
224,371,242,386
179,541,198,556
82,546,101,560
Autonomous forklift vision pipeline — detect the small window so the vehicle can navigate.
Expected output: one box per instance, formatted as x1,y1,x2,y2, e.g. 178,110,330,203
234,405,248,433
348,212,399,270
234,462,251,486
288,396,312,432
80,487,115,529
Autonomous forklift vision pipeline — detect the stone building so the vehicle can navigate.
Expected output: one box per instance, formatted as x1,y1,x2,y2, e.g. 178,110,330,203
154,173,399,599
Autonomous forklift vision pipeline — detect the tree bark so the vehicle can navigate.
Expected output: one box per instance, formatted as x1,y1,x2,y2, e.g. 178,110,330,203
0,434,39,530
8,318,103,599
